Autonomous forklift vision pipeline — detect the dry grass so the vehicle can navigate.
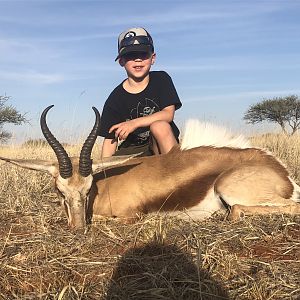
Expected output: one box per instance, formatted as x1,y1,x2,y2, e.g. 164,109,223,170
250,133,300,180
0,134,299,300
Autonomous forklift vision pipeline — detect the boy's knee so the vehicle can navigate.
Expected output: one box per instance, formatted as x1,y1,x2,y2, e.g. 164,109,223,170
150,121,172,137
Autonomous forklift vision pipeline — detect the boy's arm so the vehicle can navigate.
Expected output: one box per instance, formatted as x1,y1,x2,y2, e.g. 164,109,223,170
101,138,118,158
109,105,175,141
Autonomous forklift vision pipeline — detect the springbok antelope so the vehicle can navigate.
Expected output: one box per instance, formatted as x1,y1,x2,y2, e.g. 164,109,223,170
1,105,300,230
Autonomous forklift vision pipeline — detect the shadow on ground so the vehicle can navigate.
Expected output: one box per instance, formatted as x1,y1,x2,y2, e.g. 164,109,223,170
104,242,229,300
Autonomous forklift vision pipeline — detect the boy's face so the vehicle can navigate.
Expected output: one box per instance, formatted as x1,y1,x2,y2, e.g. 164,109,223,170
119,51,156,80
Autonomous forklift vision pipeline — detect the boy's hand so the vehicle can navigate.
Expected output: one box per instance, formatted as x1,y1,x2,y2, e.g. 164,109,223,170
109,119,138,140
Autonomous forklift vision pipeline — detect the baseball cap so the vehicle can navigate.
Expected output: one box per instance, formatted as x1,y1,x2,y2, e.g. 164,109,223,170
115,27,154,61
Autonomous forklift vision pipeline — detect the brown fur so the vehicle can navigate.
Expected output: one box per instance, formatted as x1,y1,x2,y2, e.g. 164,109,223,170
90,146,297,219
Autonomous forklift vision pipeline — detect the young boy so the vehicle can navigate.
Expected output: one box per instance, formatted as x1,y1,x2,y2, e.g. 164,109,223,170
99,27,182,157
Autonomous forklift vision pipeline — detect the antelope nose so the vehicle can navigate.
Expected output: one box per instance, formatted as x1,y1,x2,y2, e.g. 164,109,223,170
69,219,85,230
70,223,86,234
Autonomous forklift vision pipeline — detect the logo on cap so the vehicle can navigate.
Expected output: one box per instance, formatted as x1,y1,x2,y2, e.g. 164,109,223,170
124,31,136,39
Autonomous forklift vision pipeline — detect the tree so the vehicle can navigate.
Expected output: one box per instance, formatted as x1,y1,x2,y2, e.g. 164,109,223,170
244,95,300,135
0,95,27,142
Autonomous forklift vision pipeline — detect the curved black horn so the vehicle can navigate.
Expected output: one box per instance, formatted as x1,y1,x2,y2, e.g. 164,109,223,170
40,105,73,178
79,107,100,177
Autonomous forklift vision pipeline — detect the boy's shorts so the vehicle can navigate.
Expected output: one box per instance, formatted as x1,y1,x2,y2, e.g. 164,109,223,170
113,141,154,157
113,132,180,157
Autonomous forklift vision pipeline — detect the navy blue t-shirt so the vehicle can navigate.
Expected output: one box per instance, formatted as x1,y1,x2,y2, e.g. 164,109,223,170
99,71,182,146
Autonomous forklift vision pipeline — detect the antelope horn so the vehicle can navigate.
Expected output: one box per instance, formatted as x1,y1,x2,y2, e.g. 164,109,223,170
40,105,73,178
79,106,100,177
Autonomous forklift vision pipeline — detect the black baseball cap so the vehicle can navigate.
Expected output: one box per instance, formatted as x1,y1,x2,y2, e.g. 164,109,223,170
115,27,154,61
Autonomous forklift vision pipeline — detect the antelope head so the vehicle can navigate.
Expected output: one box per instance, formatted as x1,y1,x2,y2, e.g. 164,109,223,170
0,105,134,230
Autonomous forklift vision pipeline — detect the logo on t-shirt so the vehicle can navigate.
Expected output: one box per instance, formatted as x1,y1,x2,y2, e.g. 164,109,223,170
130,98,160,118
128,98,160,143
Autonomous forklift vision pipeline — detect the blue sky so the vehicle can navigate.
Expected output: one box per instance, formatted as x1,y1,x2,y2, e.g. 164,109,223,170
1,0,300,144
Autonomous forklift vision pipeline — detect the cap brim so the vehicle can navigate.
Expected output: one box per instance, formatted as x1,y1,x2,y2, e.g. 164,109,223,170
115,44,153,61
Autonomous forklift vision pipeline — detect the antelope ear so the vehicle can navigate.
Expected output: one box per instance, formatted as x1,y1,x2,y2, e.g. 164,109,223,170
92,153,142,174
0,156,59,176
